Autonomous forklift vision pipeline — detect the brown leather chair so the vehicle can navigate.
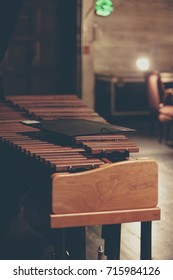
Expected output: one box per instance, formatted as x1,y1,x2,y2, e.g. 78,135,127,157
145,71,173,143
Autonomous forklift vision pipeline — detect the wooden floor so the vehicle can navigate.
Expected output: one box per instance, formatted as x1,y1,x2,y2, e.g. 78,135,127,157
1,120,173,260
87,120,173,260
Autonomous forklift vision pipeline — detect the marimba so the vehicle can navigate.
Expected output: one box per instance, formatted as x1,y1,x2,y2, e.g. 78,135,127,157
0,94,160,260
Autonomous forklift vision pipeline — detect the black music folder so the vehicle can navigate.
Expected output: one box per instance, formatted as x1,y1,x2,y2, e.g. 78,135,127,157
21,119,135,138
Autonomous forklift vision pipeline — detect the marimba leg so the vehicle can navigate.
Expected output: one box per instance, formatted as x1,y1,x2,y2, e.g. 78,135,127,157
51,228,66,260
140,221,152,260
66,227,86,260
102,224,121,260
51,227,86,260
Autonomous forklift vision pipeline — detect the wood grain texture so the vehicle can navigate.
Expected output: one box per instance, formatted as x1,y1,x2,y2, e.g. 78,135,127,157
50,207,160,228
52,159,158,214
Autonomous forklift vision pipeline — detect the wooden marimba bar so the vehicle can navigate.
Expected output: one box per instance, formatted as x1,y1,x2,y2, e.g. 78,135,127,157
0,95,160,260
1,95,140,171
5,95,107,122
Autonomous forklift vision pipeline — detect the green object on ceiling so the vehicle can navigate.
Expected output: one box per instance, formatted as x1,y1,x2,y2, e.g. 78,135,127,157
95,0,113,17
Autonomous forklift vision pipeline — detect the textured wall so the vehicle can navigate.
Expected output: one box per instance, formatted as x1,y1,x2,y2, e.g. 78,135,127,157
82,0,95,108
94,0,173,74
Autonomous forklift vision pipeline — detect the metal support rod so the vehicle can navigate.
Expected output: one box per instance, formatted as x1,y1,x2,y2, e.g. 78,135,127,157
102,224,121,260
97,245,105,260
65,227,86,260
51,228,66,260
140,221,152,260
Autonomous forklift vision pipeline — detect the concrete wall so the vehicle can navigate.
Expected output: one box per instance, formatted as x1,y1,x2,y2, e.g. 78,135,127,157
94,0,173,75
81,0,95,108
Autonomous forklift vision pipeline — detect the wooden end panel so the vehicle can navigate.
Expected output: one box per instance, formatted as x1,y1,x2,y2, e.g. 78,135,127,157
52,159,158,214
50,207,161,228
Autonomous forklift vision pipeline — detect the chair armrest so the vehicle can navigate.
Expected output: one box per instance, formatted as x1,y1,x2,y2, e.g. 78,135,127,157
159,105,173,118
163,88,173,105
165,88,173,94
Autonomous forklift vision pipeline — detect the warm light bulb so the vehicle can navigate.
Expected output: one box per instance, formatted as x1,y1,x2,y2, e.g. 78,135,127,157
136,57,150,71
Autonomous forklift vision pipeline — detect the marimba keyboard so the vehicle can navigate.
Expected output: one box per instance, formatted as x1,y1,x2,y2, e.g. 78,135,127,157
0,94,160,260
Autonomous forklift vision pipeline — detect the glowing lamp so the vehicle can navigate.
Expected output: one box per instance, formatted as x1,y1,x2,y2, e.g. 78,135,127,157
136,57,150,71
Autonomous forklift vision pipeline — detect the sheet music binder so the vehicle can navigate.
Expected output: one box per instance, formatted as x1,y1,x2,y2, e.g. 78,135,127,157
21,119,135,139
